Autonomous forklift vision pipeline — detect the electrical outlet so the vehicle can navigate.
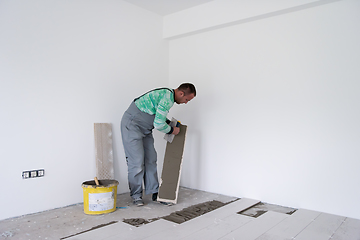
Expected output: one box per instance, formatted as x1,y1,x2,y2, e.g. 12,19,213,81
30,171,37,178
22,171,30,179
22,169,45,179
37,169,44,177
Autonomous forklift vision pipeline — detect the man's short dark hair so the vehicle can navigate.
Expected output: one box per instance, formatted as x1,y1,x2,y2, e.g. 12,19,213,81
178,83,196,96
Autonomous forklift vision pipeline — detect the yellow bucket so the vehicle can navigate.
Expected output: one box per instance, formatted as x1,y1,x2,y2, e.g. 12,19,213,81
82,179,119,215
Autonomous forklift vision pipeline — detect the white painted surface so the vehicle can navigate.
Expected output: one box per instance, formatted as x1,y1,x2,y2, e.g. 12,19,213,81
163,0,321,38
169,0,360,220
0,0,168,220
2,0,360,223
123,0,214,16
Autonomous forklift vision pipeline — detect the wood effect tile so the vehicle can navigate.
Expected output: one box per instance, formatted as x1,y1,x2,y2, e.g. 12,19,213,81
219,211,288,240
65,221,134,240
331,217,360,240
181,214,253,240
142,198,260,240
255,209,321,240
294,212,345,240
105,219,177,240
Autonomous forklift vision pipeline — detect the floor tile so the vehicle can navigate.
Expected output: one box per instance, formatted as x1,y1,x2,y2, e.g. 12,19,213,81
142,198,260,240
181,214,253,240
255,209,321,240
201,198,260,220
294,212,345,240
1,188,359,240
0,187,238,240
331,217,360,240
106,219,177,240
66,221,133,240
219,211,289,240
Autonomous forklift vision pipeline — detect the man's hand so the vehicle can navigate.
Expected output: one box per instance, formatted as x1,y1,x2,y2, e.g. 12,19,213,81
172,126,180,135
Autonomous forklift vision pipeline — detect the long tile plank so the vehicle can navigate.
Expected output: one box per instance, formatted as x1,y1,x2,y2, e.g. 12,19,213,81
180,214,253,240
219,211,289,240
294,212,345,240
142,198,260,240
331,217,360,240
67,219,176,240
66,221,136,240
201,198,260,220
106,219,177,240
255,209,321,240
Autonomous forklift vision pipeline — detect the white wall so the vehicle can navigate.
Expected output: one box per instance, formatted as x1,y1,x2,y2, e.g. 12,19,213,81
163,0,320,38
2,0,359,222
170,0,360,219
0,0,168,220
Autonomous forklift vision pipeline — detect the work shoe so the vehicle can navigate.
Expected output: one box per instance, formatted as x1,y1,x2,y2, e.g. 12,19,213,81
159,201,173,206
152,193,158,201
152,193,173,206
133,198,144,207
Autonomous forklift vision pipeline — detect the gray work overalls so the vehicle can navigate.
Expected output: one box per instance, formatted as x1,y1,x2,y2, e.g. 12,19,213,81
120,101,158,200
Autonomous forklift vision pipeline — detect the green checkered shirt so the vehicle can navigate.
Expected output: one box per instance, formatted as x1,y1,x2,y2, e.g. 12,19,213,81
135,88,174,133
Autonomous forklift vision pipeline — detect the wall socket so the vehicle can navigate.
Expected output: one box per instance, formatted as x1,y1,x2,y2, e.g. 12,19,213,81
22,169,45,179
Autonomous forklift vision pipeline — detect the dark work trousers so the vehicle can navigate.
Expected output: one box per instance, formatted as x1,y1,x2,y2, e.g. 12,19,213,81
121,101,159,200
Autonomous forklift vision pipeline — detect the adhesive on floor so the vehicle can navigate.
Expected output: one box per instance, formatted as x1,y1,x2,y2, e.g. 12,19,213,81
60,221,118,239
163,200,226,224
238,202,297,218
123,217,161,227
123,200,230,227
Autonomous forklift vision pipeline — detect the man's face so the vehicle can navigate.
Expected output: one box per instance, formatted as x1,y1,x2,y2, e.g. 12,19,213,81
176,92,195,104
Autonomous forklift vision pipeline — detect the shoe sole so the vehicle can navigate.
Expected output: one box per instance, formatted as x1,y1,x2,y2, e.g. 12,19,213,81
133,200,144,206
158,201,173,206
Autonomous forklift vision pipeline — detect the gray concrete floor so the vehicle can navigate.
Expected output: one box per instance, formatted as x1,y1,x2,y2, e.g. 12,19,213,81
0,187,238,240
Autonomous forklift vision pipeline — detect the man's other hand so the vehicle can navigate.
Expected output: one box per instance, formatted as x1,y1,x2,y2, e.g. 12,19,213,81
172,126,180,135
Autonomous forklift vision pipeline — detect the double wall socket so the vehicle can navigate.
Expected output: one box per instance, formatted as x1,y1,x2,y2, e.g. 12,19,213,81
22,169,45,179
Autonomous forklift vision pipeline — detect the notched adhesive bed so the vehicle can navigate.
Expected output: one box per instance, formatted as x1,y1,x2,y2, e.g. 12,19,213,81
123,200,230,227
123,217,159,226
238,202,297,218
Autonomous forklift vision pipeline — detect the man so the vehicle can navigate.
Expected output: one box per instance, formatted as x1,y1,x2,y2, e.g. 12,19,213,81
121,83,196,206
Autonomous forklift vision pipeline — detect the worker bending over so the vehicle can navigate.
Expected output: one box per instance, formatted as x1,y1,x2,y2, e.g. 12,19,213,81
120,83,196,206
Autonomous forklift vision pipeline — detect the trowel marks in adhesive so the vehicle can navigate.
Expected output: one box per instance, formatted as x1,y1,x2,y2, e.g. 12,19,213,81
238,202,297,218
162,200,225,224
123,218,159,227
123,200,227,227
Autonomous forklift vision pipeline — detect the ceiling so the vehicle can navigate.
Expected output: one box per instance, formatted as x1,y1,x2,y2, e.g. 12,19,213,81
123,0,215,16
